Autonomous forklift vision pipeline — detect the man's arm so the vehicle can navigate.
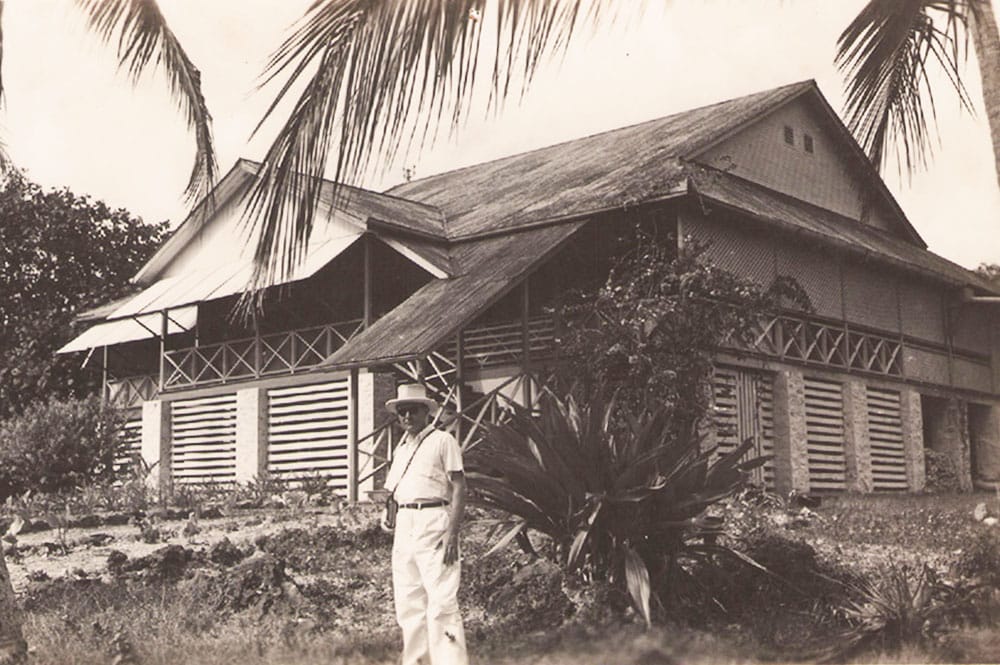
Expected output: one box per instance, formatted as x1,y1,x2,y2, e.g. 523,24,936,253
442,470,466,565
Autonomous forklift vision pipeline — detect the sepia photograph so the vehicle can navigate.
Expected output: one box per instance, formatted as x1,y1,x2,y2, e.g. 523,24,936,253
1,1,1000,663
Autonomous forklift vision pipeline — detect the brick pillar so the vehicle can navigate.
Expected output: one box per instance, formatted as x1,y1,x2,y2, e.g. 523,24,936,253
970,403,1000,486
140,400,171,496
235,387,267,484
772,369,809,494
900,389,926,492
842,380,873,492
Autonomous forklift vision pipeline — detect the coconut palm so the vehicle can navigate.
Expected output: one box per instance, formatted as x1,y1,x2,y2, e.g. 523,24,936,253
0,0,215,650
0,0,217,204
837,0,1000,188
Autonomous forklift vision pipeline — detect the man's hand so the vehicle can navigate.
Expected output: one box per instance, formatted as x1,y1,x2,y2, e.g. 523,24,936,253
379,507,392,533
441,529,460,565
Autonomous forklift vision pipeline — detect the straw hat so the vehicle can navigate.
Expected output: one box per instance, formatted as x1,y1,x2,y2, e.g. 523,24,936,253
385,383,439,414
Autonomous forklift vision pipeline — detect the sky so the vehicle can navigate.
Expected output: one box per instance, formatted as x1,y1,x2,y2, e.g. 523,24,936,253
2,0,998,270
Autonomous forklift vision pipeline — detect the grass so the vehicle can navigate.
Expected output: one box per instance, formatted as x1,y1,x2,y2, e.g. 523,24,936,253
9,491,1000,664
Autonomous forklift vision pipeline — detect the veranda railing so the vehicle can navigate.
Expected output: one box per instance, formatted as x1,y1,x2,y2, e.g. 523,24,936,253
162,318,364,390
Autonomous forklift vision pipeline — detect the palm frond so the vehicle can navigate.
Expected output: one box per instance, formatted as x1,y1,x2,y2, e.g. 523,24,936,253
836,0,973,174
243,0,612,301
76,0,217,203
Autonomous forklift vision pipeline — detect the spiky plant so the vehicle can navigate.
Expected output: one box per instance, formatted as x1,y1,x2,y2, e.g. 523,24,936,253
465,389,768,626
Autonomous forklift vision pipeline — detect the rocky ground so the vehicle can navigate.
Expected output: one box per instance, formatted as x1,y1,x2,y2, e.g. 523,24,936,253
2,492,1000,664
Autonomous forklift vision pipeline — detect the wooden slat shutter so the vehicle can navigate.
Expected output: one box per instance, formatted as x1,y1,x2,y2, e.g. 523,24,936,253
804,377,846,492
267,379,351,491
866,387,907,491
115,414,143,475
713,367,775,488
171,394,238,485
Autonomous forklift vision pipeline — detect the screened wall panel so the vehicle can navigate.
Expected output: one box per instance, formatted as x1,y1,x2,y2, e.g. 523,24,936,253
842,260,899,333
952,358,993,394
899,281,945,344
952,307,991,356
686,217,776,287
865,387,907,491
804,377,846,492
712,367,775,488
774,241,842,318
171,394,238,485
902,348,950,385
267,379,351,491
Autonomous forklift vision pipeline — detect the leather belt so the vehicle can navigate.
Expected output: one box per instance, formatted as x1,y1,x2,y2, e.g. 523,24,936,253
398,500,449,510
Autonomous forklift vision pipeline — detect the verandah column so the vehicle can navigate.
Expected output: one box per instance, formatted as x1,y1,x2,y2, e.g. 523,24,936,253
234,387,268,484
842,379,873,492
900,388,926,491
140,399,171,497
772,368,809,494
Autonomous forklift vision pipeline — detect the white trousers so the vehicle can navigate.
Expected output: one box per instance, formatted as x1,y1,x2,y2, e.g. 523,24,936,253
392,506,469,665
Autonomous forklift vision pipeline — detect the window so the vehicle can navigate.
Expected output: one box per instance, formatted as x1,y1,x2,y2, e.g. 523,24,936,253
783,125,794,145
803,133,814,153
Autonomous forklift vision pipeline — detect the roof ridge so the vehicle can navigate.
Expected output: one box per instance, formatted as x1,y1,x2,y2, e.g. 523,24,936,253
386,79,815,193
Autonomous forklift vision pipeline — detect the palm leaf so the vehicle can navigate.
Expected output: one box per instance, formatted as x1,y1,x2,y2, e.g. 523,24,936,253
243,0,615,302
76,0,217,203
837,0,973,174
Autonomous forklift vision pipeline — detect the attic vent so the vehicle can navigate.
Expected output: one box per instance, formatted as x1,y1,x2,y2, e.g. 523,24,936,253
804,133,815,153
783,125,794,145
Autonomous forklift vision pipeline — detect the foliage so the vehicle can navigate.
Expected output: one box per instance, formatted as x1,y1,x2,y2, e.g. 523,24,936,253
955,529,1000,585
836,0,973,173
830,564,984,661
0,171,167,419
466,390,769,626
976,262,1000,282
556,228,811,428
0,395,128,500
924,448,962,493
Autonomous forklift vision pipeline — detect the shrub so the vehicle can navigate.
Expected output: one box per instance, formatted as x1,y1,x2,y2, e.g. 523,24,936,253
466,390,768,626
924,449,961,493
0,395,127,500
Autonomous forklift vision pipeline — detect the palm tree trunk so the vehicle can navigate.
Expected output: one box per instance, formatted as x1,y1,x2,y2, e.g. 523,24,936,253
970,0,1000,192
0,553,25,664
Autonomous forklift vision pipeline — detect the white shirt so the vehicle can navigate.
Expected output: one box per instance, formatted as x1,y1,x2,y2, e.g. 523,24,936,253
385,426,464,503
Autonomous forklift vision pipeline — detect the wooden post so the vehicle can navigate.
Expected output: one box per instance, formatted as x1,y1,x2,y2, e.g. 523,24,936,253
101,345,109,406
521,279,532,408
253,311,262,378
455,331,464,443
0,551,26,663
158,310,168,392
348,367,360,503
363,235,373,329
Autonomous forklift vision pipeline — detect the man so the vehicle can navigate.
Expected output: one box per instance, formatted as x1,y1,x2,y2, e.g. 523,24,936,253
382,383,469,665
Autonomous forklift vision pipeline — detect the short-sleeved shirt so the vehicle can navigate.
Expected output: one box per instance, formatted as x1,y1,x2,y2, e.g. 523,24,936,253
385,426,464,503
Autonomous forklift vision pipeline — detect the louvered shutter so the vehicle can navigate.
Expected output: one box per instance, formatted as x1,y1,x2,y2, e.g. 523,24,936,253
171,394,238,485
866,387,907,491
804,377,846,492
267,379,351,491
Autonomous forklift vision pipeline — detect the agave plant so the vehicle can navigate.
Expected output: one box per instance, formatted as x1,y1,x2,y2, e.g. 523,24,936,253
465,389,768,626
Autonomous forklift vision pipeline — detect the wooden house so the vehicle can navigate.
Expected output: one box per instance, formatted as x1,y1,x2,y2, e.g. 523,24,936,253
59,80,1000,498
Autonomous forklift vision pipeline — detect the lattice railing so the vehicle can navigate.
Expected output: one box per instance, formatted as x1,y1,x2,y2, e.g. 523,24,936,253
162,319,364,390
739,314,902,376
107,375,158,409
444,316,557,369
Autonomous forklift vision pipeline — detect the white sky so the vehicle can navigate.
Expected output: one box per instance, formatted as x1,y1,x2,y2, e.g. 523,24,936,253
3,0,998,269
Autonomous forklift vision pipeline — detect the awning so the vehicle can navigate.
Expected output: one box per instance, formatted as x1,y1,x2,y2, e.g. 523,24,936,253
58,305,197,354
318,221,586,369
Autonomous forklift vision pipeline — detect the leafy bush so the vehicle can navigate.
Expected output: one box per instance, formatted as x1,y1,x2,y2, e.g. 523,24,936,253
956,529,1000,586
467,390,767,626
555,228,811,427
924,449,961,493
0,395,127,500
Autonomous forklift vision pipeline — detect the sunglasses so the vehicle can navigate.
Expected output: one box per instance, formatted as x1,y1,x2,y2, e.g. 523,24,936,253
396,405,426,417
